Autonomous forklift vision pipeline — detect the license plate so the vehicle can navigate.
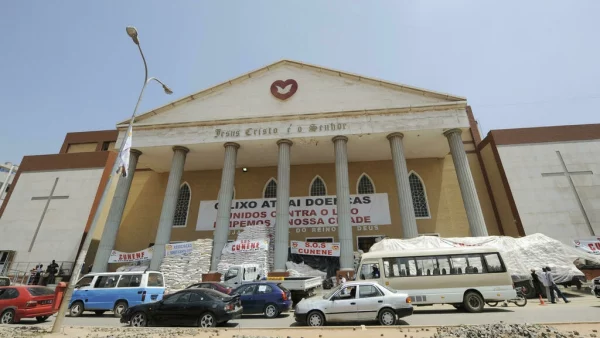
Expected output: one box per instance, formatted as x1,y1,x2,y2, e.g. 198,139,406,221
40,300,52,305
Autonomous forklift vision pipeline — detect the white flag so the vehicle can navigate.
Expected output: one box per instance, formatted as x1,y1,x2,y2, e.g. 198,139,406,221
117,124,133,177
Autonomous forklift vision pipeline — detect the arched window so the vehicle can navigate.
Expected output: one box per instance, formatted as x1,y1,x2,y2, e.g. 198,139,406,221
173,182,191,227
408,172,430,218
357,173,375,194
309,176,327,196
263,178,277,198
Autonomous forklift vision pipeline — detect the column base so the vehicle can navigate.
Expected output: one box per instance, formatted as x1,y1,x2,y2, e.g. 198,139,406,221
202,272,222,282
336,270,355,284
268,271,290,278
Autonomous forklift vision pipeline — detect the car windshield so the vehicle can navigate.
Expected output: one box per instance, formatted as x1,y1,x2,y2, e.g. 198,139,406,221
323,284,344,299
27,287,55,296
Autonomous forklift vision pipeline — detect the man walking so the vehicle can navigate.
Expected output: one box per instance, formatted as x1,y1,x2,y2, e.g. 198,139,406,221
544,266,570,304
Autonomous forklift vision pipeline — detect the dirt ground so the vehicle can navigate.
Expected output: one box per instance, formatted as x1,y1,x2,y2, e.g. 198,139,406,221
2,323,600,338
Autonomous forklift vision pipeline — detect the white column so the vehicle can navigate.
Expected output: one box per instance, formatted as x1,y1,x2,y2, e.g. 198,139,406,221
273,139,292,272
387,133,419,238
443,128,488,237
332,136,354,271
149,146,189,270
210,142,240,272
92,149,142,272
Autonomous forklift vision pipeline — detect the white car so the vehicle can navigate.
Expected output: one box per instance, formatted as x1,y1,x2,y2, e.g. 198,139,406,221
294,281,413,326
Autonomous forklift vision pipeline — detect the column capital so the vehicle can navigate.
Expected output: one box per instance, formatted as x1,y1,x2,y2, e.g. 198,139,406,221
386,132,404,140
276,139,293,146
130,149,143,157
332,135,348,143
172,146,190,153
443,128,463,138
224,142,240,149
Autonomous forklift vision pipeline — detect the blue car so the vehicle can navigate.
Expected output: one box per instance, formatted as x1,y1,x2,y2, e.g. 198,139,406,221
232,282,292,318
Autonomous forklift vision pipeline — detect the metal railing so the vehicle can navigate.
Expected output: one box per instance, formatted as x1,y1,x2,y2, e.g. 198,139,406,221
1,261,75,284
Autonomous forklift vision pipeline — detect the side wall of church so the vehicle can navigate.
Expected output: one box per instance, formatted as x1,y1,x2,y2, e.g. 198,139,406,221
111,155,500,256
497,141,600,245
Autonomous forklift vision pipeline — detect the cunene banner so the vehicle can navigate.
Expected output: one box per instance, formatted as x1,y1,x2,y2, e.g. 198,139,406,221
196,193,391,231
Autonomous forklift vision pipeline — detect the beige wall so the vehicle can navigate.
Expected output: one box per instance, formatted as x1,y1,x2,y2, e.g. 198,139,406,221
66,143,97,153
112,155,501,255
479,144,520,237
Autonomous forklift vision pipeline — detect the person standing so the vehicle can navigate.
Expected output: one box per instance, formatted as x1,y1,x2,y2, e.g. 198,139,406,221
530,269,544,299
47,260,59,284
544,266,570,304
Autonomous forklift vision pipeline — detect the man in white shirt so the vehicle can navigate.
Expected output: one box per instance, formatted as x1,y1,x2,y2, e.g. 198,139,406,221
539,267,552,303
544,267,570,304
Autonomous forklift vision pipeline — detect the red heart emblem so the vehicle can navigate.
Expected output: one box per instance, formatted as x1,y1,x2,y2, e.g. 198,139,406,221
270,79,298,100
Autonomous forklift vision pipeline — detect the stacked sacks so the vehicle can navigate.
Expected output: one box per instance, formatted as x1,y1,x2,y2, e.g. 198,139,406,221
217,224,274,278
285,261,327,279
159,238,213,293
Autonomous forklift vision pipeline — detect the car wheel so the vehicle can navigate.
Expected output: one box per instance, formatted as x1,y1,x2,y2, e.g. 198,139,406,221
131,312,148,327
463,291,484,313
69,301,84,317
0,309,15,324
264,304,279,318
36,316,49,323
113,301,128,318
198,312,216,328
378,308,396,326
94,311,106,316
307,311,325,327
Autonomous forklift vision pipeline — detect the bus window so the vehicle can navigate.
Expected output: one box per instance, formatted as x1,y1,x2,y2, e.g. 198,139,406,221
415,257,437,276
437,256,451,275
359,262,381,280
483,253,506,273
450,256,468,275
466,255,485,274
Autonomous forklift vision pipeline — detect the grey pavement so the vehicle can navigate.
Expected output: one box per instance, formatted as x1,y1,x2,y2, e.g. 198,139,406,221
11,290,600,328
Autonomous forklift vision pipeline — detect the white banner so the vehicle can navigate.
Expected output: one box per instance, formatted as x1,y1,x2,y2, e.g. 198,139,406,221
222,239,269,254
165,242,194,256
108,247,153,263
290,240,341,257
574,238,600,255
196,193,391,231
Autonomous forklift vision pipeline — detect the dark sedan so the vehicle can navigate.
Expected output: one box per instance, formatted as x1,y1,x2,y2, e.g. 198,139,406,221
186,282,233,295
120,288,242,328
232,282,292,318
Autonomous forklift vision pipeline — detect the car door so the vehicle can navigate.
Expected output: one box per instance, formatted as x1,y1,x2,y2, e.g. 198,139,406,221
252,284,273,313
187,291,211,325
327,286,358,323
237,285,258,314
354,284,385,321
0,288,19,314
153,292,188,326
73,276,97,309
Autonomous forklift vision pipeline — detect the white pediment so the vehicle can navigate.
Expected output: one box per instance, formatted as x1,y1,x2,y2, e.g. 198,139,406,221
125,60,465,127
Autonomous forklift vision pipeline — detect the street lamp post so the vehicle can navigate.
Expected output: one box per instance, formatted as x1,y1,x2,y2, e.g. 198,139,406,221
51,26,172,333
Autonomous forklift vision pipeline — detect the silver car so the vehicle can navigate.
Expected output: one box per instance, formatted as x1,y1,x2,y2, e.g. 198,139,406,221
294,281,413,326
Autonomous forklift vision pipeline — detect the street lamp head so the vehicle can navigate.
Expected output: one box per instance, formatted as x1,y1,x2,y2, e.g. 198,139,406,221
162,84,173,95
126,26,139,45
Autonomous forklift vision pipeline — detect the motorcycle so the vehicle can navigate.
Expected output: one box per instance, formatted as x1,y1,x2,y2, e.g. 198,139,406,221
486,286,527,307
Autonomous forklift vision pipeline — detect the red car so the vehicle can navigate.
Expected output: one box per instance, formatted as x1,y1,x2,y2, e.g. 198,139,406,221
0,286,57,324
186,282,233,295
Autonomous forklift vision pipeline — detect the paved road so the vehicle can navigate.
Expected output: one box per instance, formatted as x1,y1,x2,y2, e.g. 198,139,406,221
13,290,600,328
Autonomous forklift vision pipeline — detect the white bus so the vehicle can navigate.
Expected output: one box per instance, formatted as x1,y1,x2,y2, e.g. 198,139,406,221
357,247,516,313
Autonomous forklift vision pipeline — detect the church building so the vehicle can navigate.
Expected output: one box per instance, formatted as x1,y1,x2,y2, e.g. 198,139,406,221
0,60,598,280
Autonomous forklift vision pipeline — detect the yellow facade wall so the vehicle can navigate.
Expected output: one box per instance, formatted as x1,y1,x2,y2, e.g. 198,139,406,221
112,155,501,255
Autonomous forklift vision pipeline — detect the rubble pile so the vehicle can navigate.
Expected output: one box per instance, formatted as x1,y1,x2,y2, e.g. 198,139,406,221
434,323,591,338
159,238,213,293
217,224,274,278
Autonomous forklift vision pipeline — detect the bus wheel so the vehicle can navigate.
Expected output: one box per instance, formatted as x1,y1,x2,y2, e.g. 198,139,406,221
463,291,484,313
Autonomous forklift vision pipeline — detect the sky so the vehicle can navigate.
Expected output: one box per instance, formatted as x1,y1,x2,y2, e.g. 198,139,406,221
1,1,599,164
